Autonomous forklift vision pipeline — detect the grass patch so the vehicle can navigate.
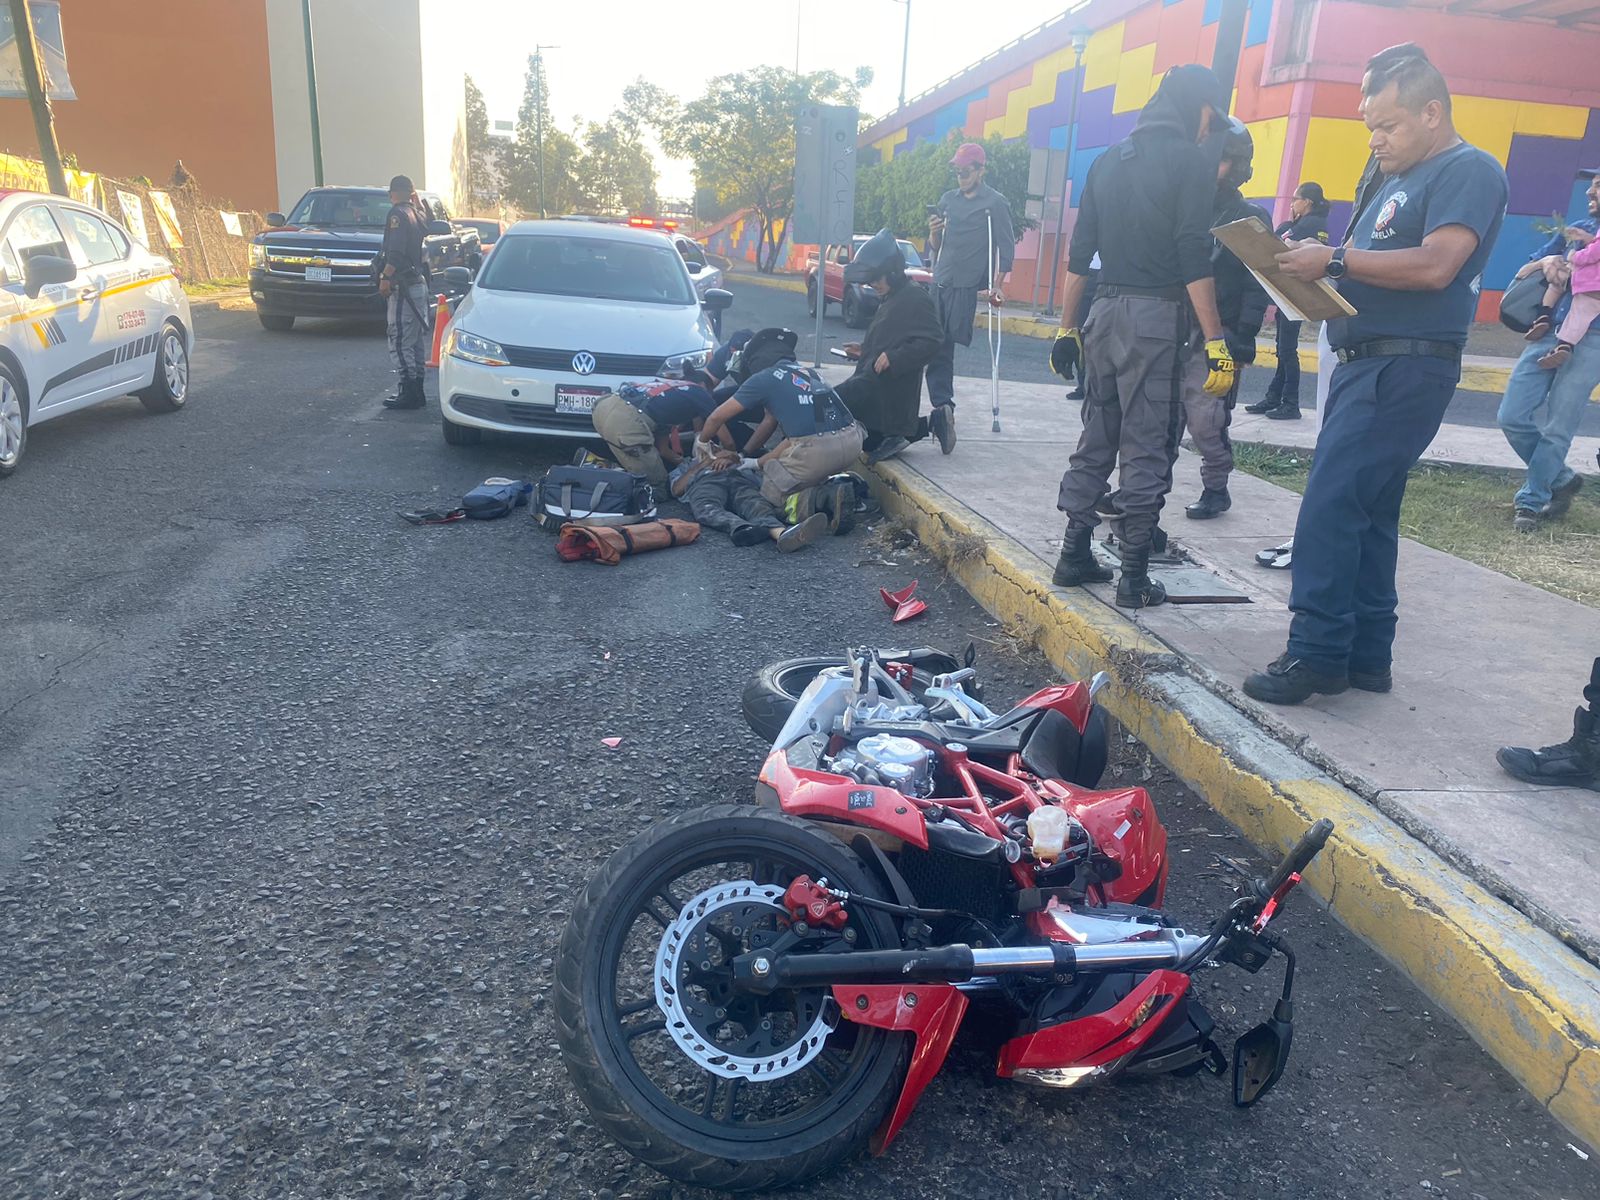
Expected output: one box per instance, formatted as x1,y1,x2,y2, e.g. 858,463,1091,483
184,276,247,296
1233,443,1600,608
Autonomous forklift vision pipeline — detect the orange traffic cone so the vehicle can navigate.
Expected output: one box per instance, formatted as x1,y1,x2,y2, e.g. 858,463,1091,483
427,293,450,368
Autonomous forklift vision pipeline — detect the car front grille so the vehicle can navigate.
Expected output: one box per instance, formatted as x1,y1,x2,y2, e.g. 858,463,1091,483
263,245,378,280
499,344,665,376
452,395,596,431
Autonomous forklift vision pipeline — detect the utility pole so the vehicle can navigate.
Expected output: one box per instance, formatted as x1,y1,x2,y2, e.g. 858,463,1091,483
8,0,66,196
1043,31,1089,317
895,0,911,110
534,44,558,218
1211,0,1249,101
301,0,324,186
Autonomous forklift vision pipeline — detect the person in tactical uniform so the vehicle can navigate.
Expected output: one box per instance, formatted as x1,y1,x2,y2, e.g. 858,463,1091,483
831,229,945,463
1047,65,1239,608
379,175,430,411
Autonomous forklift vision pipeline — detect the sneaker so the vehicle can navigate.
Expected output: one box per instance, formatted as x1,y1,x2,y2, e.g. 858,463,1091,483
775,511,828,553
1348,665,1393,693
730,524,769,547
1265,403,1301,420
1496,707,1600,790
1541,474,1584,520
1242,653,1349,706
930,404,957,454
1513,507,1542,533
865,435,910,465
1244,395,1283,415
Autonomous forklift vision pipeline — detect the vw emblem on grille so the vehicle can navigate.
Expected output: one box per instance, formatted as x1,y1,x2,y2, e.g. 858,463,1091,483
571,351,597,375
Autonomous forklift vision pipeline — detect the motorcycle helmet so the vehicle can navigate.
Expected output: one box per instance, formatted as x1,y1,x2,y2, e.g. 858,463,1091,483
1219,116,1254,189
843,228,905,284
733,327,800,379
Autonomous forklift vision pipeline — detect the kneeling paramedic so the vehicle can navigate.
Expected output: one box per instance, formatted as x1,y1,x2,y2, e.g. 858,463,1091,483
698,329,865,527
1047,65,1239,608
831,228,945,464
591,377,727,486
379,174,431,411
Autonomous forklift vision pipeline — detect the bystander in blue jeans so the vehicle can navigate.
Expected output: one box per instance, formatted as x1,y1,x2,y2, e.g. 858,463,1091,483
1497,328,1596,510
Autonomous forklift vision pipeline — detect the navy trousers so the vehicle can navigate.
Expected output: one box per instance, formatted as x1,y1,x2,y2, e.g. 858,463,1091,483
1286,354,1458,673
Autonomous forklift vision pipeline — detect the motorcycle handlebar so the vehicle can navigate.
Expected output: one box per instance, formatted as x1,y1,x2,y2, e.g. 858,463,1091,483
1259,818,1333,898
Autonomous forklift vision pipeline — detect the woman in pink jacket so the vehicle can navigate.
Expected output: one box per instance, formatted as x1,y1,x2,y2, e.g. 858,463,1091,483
1530,225,1600,369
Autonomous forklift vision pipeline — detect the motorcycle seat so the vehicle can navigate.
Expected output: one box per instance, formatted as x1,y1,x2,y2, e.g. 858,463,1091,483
1019,708,1086,784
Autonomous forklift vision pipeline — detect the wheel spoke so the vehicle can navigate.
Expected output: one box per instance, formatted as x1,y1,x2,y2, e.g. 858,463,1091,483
616,995,656,1018
698,1072,742,1122
622,1017,666,1042
643,896,677,929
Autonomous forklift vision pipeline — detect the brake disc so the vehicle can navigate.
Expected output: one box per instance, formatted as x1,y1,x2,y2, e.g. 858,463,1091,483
653,880,834,1081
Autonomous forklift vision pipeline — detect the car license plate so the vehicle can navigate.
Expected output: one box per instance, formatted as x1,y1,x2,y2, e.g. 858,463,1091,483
555,386,607,415
304,266,332,283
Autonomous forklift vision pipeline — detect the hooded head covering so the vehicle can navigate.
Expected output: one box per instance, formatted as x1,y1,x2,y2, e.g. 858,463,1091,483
1133,65,1227,143
843,229,906,284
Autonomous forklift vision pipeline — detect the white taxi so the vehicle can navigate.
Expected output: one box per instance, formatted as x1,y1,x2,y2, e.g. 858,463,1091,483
0,190,193,478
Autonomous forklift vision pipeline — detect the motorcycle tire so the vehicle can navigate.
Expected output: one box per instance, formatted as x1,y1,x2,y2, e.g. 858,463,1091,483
742,655,949,744
553,804,910,1192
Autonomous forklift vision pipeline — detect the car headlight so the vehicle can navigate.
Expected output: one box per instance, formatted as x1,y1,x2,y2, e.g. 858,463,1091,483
663,349,712,377
448,328,509,367
249,243,266,268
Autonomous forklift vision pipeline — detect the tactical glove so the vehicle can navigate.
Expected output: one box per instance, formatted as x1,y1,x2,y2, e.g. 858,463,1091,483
1203,337,1237,398
1049,328,1084,380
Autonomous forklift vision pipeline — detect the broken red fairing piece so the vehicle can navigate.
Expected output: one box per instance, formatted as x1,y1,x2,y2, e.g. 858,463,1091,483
891,598,927,623
880,581,918,609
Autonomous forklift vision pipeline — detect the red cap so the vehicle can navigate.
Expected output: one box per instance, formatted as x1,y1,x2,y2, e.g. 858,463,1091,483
949,142,987,168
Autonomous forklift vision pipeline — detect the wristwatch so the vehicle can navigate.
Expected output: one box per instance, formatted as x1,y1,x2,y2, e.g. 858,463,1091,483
1325,246,1349,281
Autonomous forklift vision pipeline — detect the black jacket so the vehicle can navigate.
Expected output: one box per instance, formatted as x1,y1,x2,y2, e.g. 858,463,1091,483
1274,212,1329,244
835,280,944,438
1212,187,1270,363
382,200,427,280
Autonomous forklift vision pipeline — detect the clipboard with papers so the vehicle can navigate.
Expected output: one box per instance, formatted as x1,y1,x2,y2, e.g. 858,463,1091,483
1210,216,1358,323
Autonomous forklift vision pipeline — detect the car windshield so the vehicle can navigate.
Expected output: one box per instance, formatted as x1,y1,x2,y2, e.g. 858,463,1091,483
287,191,390,227
478,234,696,305
463,220,500,243
897,240,925,268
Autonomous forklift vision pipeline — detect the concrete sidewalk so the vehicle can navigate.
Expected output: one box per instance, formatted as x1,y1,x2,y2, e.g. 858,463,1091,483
837,365,1600,1147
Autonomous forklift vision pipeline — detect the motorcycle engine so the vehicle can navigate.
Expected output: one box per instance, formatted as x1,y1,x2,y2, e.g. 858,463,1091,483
829,734,934,797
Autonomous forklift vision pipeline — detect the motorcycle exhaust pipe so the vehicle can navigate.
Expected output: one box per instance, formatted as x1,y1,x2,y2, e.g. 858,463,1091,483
733,942,1184,994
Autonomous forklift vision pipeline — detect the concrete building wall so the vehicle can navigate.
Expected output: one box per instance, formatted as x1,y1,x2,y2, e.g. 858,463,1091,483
0,0,278,210
859,0,1600,315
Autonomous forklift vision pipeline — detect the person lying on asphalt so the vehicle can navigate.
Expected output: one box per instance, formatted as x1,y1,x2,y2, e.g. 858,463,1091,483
829,228,944,465
697,329,865,523
668,455,829,552
591,377,730,486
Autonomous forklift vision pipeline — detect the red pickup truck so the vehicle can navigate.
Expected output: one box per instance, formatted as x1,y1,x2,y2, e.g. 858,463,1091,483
805,234,934,328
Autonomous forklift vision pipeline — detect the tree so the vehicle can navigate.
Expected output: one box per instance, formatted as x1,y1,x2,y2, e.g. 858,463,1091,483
464,74,496,207
576,117,658,215
853,132,1034,249
665,66,868,272
499,54,581,217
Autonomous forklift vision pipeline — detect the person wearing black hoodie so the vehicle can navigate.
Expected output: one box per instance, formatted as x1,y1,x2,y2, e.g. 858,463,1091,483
1047,65,1238,608
1247,182,1331,420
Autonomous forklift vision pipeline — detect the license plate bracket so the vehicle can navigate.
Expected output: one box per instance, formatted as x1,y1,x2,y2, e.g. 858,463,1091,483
555,386,607,415
304,265,332,283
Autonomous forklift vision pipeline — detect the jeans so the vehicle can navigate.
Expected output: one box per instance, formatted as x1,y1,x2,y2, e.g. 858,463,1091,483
1267,318,1302,402
1496,328,1596,510
1286,355,1458,673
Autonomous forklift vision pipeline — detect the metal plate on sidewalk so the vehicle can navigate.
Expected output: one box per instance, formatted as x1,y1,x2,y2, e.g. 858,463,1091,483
1147,566,1251,604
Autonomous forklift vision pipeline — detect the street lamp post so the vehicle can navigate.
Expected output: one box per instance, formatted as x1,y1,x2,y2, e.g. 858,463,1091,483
301,0,324,187
1043,29,1090,318
893,0,911,110
534,44,559,218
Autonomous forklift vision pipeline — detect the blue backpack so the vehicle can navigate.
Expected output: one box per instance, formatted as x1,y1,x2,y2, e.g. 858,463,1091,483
462,477,533,519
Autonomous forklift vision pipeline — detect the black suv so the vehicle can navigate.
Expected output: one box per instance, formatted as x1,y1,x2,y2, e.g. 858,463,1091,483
248,187,481,332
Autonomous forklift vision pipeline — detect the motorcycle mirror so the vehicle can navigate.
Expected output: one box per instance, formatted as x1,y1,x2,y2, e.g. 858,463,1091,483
1232,1008,1293,1107
1089,670,1110,701
963,641,977,669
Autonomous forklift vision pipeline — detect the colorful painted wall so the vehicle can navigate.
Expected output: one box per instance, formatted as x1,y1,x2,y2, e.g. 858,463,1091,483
857,0,1600,318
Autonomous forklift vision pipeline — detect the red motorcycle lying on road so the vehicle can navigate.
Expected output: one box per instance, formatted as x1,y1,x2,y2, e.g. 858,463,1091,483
554,649,1333,1192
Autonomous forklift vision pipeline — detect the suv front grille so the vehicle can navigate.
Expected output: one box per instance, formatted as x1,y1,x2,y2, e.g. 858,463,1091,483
499,345,665,376
263,245,378,280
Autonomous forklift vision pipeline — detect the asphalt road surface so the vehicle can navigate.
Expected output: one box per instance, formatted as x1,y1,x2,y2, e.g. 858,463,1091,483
731,275,1600,438
2,302,1594,1200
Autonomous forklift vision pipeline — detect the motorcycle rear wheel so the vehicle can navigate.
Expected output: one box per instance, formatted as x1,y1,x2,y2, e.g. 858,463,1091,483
553,804,910,1192
742,655,958,744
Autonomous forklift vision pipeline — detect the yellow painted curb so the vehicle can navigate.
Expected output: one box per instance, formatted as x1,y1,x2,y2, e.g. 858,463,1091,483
728,271,807,296
870,461,1600,1148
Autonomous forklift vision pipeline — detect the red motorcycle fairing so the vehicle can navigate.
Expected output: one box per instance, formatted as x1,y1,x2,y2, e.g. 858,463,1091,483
995,969,1192,1080
759,750,931,850
1013,681,1093,730
1035,779,1170,908
831,984,969,1154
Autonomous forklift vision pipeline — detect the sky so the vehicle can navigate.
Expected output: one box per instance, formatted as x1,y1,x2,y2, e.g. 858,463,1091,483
466,0,1079,202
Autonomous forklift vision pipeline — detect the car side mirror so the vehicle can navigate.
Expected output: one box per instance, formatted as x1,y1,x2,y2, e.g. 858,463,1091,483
701,287,733,312
428,220,453,236
685,261,702,274
266,212,287,227
24,254,76,298
443,265,473,287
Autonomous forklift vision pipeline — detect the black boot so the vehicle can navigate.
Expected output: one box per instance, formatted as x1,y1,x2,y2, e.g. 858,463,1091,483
1244,393,1281,415
1053,526,1112,587
1266,402,1301,421
1185,487,1232,520
1114,545,1167,609
384,376,425,410
1243,653,1349,706
1496,707,1600,790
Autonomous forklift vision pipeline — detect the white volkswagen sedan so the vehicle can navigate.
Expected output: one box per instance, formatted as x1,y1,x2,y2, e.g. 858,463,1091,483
0,190,193,478
438,221,730,445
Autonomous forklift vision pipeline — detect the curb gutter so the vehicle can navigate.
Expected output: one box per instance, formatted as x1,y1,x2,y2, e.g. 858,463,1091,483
869,460,1600,1148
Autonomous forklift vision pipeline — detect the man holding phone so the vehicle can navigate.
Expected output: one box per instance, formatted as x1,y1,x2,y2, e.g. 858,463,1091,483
925,142,1015,454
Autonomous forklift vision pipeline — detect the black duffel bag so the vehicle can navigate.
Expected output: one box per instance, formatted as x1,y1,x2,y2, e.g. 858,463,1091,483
1498,269,1546,334
533,464,655,532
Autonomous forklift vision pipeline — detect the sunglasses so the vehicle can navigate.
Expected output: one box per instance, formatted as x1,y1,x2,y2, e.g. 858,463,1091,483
954,165,981,177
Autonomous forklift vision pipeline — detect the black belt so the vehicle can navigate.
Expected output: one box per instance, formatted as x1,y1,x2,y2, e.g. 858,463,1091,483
1097,283,1186,302
1334,338,1461,364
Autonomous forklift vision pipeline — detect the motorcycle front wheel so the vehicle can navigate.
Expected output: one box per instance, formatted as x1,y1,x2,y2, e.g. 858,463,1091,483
553,805,910,1192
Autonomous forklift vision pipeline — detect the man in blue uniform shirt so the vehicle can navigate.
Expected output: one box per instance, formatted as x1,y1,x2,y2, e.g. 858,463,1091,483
1245,52,1508,705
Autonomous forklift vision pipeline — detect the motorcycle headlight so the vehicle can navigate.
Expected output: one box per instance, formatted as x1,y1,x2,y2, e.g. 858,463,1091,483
663,349,712,378
448,328,509,367
248,243,266,268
